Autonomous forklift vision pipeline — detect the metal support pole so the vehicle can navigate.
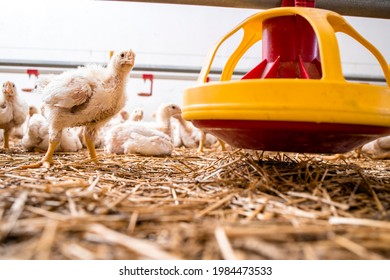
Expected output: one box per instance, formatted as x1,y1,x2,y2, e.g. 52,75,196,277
110,0,390,19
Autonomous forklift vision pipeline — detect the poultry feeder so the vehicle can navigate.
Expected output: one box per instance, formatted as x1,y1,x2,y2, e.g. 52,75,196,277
182,4,390,153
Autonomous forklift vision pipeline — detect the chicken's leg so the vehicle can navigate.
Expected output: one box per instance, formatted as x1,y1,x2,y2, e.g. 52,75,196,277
198,131,206,153
20,130,61,168
218,138,227,151
3,129,10,149
84,127,99,164
198,130,226,153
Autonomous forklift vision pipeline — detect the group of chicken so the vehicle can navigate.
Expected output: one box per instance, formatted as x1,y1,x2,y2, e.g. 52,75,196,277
0,49,226,168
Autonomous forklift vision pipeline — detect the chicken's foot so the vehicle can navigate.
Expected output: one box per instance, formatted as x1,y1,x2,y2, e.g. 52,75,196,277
84,133,99,164
19,140,59,169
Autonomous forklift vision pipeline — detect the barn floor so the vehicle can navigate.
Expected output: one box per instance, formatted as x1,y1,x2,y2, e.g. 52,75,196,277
0,143,389,260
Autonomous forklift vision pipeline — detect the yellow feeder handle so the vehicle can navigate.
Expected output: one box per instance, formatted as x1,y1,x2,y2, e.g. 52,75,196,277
326,14,390,87
220,23,262,81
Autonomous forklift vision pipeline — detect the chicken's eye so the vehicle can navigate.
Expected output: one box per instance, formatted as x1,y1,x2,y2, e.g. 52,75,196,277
120,53,125,58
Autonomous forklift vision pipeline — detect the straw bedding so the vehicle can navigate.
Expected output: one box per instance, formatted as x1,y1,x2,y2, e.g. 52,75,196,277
0,143,389,260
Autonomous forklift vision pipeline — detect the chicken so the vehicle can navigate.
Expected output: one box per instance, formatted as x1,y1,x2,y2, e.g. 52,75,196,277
148,103,181,135
59,128,84,152
198,130,226,153
126,103,181,135
21,113,49,152
172,114,226,152
22,113,83,153
105,108,130,128
0,81,29,148
361,136,390,159
104,103,180,155
21,49,135,168
104,124,173,156
13,105,39,139
77,108,131,149
129,107,143,122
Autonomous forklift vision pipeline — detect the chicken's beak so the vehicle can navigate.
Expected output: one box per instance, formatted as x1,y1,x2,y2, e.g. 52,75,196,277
121,61,133,65
172,112,182,119
3,83,14,96
121,58,135,66
120,51,135,66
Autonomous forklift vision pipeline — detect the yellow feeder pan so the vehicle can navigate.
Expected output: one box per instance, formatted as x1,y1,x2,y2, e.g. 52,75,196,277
182,7,390,153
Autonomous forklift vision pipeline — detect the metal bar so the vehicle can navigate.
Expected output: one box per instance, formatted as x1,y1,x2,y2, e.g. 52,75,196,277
111,0,390,19
0,59,385,83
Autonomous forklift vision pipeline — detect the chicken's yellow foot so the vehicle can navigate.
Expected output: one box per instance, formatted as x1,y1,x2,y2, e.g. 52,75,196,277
218,139,227,151
20,141,59,169
84,134,99,164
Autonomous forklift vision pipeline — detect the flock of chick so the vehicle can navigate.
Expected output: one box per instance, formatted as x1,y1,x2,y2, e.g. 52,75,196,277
0,49,223,168
1,49,390,168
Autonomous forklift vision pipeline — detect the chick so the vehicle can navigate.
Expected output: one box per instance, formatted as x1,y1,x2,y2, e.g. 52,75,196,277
21,113,49,152
22,113,83,153
129,107,144,122
104,103,180,156
59,128,83,152
0,81,29,148
22,49,135,168
172,114,225,152
361,136,390,159
79,108,130,149
198,130,226,153
139,103,181,135
13,105,39,139
105,108,130,128
105,124,173,156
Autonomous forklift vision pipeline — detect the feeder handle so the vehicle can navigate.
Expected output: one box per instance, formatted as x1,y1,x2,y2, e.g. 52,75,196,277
326,14,390,87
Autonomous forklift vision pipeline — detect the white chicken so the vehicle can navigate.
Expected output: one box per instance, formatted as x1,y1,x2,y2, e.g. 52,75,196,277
129,107,143,122
0,81,29,148
104,108,130,128
105,124,173,156
22,113,83,153
120,103,180,135
77,108,130,149
13,105,39,139
172,114,225,152
104,103,180,156
146,103,181,135
361,136,390,159
22,113,49,152
22,49,135,168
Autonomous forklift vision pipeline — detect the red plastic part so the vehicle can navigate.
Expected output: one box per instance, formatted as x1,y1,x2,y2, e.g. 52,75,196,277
27,69,39,78
295,0,315,8
138,74,154,97
191,120,390,154
242,0,321,80
282,0,315,8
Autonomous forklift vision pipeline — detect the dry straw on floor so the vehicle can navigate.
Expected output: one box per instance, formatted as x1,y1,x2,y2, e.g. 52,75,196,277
0,144,389,260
